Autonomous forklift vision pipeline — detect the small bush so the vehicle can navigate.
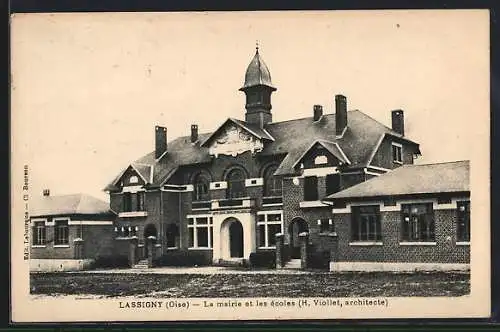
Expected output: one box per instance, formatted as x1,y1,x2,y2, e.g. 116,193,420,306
93,255,129,269
249,251,276,268
308,251,330,270
153,250,210,267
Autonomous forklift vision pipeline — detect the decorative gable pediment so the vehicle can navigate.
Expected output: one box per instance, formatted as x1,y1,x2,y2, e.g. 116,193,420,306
203,121,264,157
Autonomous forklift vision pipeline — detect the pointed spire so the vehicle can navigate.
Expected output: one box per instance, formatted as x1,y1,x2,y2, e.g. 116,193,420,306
240,44,276,91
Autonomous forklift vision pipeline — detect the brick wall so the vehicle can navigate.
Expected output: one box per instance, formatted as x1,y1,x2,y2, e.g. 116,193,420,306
334,207,469,264
30,223,114,259
282,177,332,245
81,225,115,258
340,172,365,190
371,137,416,169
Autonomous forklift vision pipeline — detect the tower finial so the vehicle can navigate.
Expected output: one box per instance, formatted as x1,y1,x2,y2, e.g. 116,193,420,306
256,40,259,53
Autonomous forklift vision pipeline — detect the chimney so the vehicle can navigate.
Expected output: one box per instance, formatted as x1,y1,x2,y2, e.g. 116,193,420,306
155,125,167,159
43,189,50,196
313,105,323,121
391,110,405,136
335,94,347,136
191,124,198,143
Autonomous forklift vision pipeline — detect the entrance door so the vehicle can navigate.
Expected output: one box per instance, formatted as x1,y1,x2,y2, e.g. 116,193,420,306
143,224,157,259
288,218,308,259
229,221,244,258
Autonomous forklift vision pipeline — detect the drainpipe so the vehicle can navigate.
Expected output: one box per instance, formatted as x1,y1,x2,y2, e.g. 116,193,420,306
178,190,182,248
160,188,164,256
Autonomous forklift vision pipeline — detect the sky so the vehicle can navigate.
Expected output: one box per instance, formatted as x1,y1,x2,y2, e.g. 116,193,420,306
11,10,489,202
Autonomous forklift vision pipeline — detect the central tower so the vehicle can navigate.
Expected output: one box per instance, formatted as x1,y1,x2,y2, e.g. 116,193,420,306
239,46,277,128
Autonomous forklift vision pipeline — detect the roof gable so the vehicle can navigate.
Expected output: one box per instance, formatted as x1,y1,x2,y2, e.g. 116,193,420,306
292,140,351,169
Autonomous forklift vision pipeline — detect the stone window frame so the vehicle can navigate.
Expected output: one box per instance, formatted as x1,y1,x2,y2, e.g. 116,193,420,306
53,217,70,247
391,142,403,164
187,215,214,249
256,210,283,249
400,202,435,243
350,205,382,242
31,218,47,247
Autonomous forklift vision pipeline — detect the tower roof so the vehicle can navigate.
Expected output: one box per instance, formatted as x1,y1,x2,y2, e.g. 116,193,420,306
239,47,276,91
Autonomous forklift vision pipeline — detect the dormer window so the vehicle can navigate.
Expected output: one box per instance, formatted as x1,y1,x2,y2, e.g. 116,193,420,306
129,175,139,184
392,143,403,164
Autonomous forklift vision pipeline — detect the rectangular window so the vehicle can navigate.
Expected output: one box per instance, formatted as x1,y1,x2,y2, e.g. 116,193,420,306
194,182,209,201
54,219,69,245
76,224,83,239
123,193,132,212
32,221,46,245
267,224,281,247
351,206,382,241
188,216,213,249
303,176,318,201
257,211,283,248
392,143,403,164
136,192,145,211
188,228,194,247
325,174,341,195
401,203,435,242
197,228,209,247
258,225,266,247
457,201,470,242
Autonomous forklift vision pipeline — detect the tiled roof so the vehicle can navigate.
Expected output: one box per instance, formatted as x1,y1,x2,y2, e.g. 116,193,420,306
267,111,418,176
30,193,115,217
324,160,470,201
104,110,420,191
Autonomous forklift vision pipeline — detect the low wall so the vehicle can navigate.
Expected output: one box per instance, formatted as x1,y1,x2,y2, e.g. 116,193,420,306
30,259,95,272
330,261,470,272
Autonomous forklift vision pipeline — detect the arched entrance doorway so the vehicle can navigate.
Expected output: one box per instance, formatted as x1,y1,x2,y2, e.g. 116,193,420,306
143,224,157,258
288,218,309,259
220,217,244,259
229,222,244,258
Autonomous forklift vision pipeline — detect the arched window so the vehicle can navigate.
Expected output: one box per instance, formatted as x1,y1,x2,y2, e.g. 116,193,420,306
226,168,246,199
264,165,282,197
193,173,210,201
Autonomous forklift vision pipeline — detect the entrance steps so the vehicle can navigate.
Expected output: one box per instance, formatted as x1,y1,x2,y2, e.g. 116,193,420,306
283,258,302,270
133,259,150,269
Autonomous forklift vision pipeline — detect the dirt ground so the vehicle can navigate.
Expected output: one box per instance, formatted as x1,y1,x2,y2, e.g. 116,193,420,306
30,271,470,298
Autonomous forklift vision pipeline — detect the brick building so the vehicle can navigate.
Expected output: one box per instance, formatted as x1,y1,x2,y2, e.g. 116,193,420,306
29,190,116,271
324,160,470,271
104,47,468,269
